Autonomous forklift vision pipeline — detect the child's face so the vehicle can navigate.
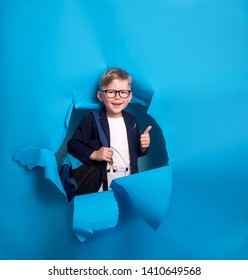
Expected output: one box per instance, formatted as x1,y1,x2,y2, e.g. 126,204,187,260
97,79,132,118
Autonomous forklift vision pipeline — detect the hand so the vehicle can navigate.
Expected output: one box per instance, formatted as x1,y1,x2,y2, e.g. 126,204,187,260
140,125,152,151
90,147,113,162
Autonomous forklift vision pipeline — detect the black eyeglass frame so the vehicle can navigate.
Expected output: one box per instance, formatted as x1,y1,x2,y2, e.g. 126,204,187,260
99,89,132,99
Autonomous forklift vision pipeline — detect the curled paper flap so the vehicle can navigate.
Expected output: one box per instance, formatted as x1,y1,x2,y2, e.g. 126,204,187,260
65,89,100,129
112,166,172,230
72,191,119,242
13,147,66,196
73,90,100,110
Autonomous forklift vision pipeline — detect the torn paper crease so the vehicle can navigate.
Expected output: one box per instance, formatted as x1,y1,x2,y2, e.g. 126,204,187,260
65,102,74,129
112,166,172,231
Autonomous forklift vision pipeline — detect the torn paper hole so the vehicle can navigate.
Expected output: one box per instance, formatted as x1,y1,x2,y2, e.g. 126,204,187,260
14,79,172,242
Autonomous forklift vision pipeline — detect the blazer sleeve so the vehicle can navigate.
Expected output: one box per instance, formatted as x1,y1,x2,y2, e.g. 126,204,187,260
67,114,99,164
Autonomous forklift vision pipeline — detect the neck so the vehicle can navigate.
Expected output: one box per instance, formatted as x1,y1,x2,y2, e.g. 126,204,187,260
107,112,123,118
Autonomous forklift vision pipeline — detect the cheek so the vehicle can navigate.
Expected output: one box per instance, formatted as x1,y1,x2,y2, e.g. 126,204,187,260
123,100,130,107
100,95,109,104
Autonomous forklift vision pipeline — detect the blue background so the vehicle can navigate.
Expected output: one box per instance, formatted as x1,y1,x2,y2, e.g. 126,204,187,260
1,0,248,259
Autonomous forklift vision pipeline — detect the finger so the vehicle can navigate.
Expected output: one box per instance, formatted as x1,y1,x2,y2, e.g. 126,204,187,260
143,125,152,134
105,149,113,161
141,139,150,145
140,134,149,139
104,154,112,162
141,142,150,148
141,144,149,149
106,147,113,153
103,147,112,155
141,137,150,143
140,135,149,141
107,149,113,157
104,152,113,160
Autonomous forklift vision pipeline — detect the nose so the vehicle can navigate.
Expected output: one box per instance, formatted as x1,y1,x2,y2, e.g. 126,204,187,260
114,91,121,98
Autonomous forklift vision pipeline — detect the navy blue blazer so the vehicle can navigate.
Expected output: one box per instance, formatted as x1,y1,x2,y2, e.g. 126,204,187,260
67,106,148,174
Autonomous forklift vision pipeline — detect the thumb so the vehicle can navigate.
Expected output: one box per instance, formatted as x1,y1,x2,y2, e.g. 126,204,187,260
143,125,152,134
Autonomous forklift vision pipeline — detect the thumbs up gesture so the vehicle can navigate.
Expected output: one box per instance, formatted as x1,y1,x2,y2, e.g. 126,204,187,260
140,125,152,152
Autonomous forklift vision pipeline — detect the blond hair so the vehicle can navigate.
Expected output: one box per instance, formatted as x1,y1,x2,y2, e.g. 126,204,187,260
99,68,132,89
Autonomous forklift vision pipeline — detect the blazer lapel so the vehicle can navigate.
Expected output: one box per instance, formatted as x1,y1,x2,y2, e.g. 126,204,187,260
122,110,136,148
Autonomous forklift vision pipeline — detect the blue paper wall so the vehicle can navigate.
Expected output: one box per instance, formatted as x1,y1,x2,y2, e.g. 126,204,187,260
1,0,248,259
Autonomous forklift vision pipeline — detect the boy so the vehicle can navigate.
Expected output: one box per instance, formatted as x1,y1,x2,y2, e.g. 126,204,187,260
67,68,151,191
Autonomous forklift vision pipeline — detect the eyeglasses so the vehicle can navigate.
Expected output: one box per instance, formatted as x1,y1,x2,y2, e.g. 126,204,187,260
100,89,131,99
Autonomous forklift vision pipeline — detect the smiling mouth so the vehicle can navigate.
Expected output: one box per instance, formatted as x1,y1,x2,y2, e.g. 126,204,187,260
111,102,122,106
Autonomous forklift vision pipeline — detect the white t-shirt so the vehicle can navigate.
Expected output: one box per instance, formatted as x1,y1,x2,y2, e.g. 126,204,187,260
108,117,130,169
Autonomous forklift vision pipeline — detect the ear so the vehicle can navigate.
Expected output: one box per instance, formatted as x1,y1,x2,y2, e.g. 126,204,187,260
97,91,103,102
128,91,133,102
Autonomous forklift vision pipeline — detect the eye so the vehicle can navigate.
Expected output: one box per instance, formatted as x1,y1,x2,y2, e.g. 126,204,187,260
106,90,116,94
